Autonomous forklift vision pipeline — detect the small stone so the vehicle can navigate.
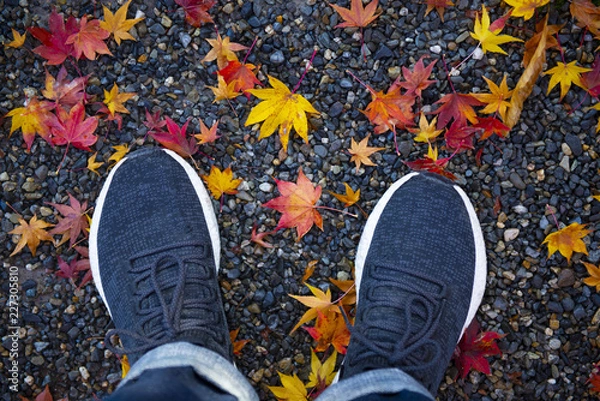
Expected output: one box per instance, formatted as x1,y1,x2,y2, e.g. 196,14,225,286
25,376,35,386
561,143,572,156
79,366,90,381
34,342,50,352
258,183,273,192
222,3,234,13
559,155,570,172
161,16,172,28
513,205,528,214
314,145,328,157
22,178,38,192
429,45,442,54
504,228,519,242
473,47,484,60
270,50,285,64
557,269,576,288
179,32,192,48
0,172,8,181
548,338,561,350
247,303,261,314
31,355,45,366
565,133,583,156
509,172,526,190
64,304,76,314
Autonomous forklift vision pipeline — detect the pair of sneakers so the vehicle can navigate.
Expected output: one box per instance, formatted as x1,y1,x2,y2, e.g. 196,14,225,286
89,148,486,396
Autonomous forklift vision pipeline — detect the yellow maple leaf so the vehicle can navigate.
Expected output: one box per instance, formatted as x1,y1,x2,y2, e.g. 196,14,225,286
542,222,591,263
121,355,130,378
100,0,144,45
504,0,550,20
245,75,319,152
7,97,55,151
583,262,600,291
329,183,360,207
103,84,136,117
202,33,248,69
87,152,104,175
348,135,385,172
9,215,54,257
470,6,522,55
544,60,591,101
472,75,513,121
208,75,241,102
202,166,242,200
306,349,337,391
109,144,130,164
195,120,220,144
289,284,340,333
268,372,308,401
5,29,26,48
410,113,443,143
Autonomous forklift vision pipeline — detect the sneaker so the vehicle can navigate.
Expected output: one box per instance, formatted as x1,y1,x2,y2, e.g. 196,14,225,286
340,172,487,394
89,148,232,364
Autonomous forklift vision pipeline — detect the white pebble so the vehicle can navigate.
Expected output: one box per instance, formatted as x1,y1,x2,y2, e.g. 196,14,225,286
429,45,442,54
473,47,484,60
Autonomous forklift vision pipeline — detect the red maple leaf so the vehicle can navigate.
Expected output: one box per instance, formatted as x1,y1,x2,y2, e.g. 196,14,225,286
397,55,437,98
175,0,216,26
42,66,89,108
66,16,112,61
143,109,167,134
218,60,261,97
29,10,79,65
51,102,98,151
56,246,92,288
582,54,600,97
473,117,510,141
47,193,89,247
432,92,482,129
444,120,481,151
404,155,456,181
452,320,504,379
149,116,199,158
588,361,600,393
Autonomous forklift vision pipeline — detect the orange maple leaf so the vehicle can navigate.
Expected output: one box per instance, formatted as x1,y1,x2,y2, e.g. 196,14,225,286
304,310,351,354
42,66,89,108
202,166,242,201
100,0,144,45
523,20,561,68
195,119,220,144
583,262,600,291
218,60,261,96
229,328,250,356
263,169,323,241
289,283,339,333
251,225,274,248
7,97,55,151
363,83,415,134
202,33,248,69
331,0,381,28
66,16,112,61
571,0,600,35
433,92,482,129
6,29,27,48
330,183,360,207
542,222,592,263
9,215,54,257
347,135,385,172
424,0,454,22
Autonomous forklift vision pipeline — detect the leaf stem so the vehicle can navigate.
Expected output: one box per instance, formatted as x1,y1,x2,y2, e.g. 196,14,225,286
56,142,70,174
555,32,566,65
451,42,481,74
315,205,358,218
243,36,259,64
292,48,318,94
333,282,356,305
546,204,560,229
346,69,375,95
441,54,456,94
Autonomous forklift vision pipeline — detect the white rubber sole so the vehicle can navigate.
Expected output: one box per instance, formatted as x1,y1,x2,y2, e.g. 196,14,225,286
353,172,487,342
89,149,221,318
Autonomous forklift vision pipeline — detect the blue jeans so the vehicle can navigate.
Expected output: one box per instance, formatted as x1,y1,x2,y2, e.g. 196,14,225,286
106,342,434,401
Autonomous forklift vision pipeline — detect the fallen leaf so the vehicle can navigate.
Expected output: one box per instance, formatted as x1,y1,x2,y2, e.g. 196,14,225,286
304,311,351,354
263,169,323,241
218,60,262,96
51,102,98,151
143,108,167,134
251,226,274,248
473,117,510,141
66,16,112,60
202,33,248,69
410,113,443,143
571,0,600,36
229,328,251,356
330,183,360,207
444,120,480,151
149,117,199,158
306,349,337,396
108,144,130,165
202,166,242,202
48,193,89,247
404,145,457,181
542,222,592,263
544,60,591,101
195,120,220,144
289,283,339,333
362,83,415,134
331,0,380,28
470,5,522,55
42,66,89,108
19,384,54,401
424,0,454,22
433,92,482,129
55,252,92,288
330,277,357,305
452,320,504,379
9,214,54,257
175,0,216,26
245,76,319,152
302,260,318,282
504,0,550,20
87,152,103,175
121,355,130,378
103,83,135,117
6,29,27,48
472,75,512,122
397,55,437,98
348,135,385,172
29,10,79,65
7,97,55,151
522,20,560,68
582,54,600,97
208,74,242,102
100,0,144,45
583,262,600,291
268,372,308,401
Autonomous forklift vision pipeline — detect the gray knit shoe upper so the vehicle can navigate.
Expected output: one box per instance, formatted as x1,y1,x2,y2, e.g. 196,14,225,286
341,172,487,395
89,148,232,364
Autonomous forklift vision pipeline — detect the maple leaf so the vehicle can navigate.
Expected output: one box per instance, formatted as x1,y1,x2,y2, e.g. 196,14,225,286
29,10,79,65
143,109,167,134
583,262,600,291
397,55,437,98
410,113,443,143
42,66,89,108
306,349,338,397
109,144,130,165
473,117,510,141
120,354,130,378
362,83,415,134
202,166,242,202
229,328,251,356
6,29,27,48
302,260,318,282
472,75,513,122
522,20,560,68
18,384,58,401
48,193,89,247
195,120,220,144
268,372,308,401
571,0,600,36
331,0,381,28
404,145,457,181
582,54,600,97
219,60,262,97
202,33,248,69
348,135,385,172
330,183,360,207
444,120,480,151
304,311,351,354
545,61,592,101
66,16,112,60
51,102,98,151
251,226,274,248
542,222,591,263
87,152,103,175
289,283,339,333
209,74,242,102
7,97,56,151
452,320,503,379
470,6,522,55
149,117,199,158
175,0,216,26
103,83,136,117
504,0,550,20
55,252,92,288
424,0,454,22
263,169,323,241
433,92,482,129
245,76,319,152
9,214,54,257
100,0,144,45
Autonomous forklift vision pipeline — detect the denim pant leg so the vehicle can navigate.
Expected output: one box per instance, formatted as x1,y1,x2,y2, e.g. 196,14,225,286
105,342,259,401
316,369,434,401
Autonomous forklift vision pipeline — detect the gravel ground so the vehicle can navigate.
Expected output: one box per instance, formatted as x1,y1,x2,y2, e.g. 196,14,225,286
2,0,600,399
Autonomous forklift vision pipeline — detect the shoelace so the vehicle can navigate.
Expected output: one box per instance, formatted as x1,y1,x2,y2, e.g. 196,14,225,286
344,265,447,381
104,241,221,356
